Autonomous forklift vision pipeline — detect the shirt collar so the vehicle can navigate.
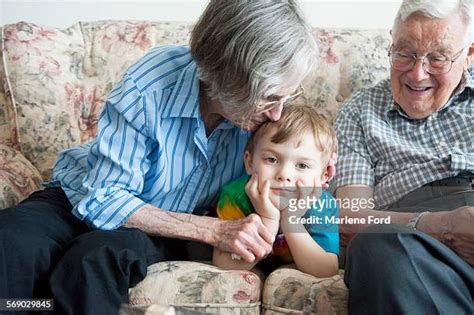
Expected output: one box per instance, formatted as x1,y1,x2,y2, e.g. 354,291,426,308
162,62,238,132
463,67,474,90
385,68,474,120
163,62,200,119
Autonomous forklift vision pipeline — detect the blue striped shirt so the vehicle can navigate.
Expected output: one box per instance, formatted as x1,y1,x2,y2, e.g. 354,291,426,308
52,45,251,230
334,68,473,209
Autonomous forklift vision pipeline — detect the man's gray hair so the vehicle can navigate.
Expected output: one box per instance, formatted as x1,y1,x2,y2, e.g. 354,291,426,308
393,0,473,44
190,0,318,117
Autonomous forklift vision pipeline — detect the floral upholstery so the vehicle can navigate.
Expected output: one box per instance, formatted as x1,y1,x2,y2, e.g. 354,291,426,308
0,21,193,181
262,266,347,314
0,20,397,314
0,144,42,208
127,261,262,314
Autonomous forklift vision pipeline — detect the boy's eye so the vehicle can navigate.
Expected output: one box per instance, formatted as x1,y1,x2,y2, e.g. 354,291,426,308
264,157,277,163
296,163,310,169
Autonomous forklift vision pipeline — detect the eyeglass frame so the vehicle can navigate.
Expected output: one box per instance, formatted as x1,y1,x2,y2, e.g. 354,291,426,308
388,45,467,75
255,85,305,114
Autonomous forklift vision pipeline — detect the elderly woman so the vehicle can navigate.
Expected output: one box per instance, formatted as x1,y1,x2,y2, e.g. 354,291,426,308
0,0,321,314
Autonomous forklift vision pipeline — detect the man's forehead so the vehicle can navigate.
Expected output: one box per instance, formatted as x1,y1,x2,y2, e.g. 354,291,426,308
392,15,465,51
392,38,452,52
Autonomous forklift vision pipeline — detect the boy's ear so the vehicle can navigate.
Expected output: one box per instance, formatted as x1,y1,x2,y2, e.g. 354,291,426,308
243,151,253,175
320,167,329,185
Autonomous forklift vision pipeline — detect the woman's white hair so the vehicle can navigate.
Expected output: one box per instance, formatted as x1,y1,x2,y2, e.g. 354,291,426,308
190,0,318,117
393,0,473,44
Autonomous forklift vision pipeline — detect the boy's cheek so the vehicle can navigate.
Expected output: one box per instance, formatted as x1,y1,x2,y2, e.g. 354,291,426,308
303,176,324,188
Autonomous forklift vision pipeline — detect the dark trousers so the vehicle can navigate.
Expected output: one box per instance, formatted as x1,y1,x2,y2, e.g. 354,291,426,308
344,179,474,315
0,188,195,315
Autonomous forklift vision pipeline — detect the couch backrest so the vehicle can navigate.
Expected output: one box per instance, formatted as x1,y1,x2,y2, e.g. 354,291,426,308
0,21,394,180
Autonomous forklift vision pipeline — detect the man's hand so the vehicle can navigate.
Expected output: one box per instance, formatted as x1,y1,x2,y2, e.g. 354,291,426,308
245,173,280,221
213,214,274,263
417,206,474,266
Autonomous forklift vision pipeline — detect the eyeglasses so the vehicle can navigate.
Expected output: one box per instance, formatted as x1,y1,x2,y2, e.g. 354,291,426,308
388,45,467,75
255,85,305,114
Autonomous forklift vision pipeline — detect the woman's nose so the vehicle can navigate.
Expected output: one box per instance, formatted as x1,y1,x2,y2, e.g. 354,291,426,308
264,103,283,121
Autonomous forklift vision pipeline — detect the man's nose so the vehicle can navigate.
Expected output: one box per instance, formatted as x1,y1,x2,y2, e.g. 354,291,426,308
407,58,431,81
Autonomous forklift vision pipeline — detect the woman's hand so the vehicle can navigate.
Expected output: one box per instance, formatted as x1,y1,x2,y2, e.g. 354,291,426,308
213,214,274,263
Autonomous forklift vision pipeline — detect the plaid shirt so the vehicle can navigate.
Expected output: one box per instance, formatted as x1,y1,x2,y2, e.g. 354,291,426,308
334,68,474,209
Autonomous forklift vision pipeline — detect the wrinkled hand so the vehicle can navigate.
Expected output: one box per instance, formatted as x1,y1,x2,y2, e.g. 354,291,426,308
214,214,274,263
245,173,280,221
322,152,337,189
418,206,474,266
441,206,474,266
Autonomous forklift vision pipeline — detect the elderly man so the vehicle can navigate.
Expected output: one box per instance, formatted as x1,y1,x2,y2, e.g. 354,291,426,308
334,0,473,314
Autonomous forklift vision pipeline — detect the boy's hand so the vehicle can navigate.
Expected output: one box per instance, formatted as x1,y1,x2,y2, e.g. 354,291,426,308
245,173,280,222
280,179,323,232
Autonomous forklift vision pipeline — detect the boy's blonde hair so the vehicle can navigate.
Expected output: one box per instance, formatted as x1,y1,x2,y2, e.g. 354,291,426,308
246,103,337,170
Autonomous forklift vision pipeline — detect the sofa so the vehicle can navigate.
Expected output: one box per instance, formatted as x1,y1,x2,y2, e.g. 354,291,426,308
0,21,393,314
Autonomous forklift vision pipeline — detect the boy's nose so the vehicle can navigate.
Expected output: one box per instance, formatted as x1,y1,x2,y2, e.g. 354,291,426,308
276,169,292,182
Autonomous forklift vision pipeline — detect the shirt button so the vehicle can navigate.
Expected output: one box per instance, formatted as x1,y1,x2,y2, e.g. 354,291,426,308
335,94,344,102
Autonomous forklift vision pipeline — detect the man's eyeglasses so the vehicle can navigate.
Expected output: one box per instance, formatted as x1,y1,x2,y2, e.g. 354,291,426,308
388,45,467,75
255,85,305,114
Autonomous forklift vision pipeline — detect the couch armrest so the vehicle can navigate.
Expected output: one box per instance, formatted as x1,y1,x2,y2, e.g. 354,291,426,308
0,144,43,209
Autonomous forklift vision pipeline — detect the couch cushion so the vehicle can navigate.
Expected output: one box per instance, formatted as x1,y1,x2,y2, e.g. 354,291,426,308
120,304,176,315
1,21,192,180
305,29,391,123
2,22,86,179
0,144,43,209
262,266,347,314
129,261,262,314
0,27,19,150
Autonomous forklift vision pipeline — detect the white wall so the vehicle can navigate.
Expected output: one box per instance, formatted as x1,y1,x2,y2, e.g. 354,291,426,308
1,0,402,29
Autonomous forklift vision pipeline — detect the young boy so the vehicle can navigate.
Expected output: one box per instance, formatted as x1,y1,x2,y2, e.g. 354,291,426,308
213,104,339,277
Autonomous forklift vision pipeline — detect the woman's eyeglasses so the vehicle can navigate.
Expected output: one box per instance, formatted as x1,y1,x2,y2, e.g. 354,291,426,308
255,85,305,114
